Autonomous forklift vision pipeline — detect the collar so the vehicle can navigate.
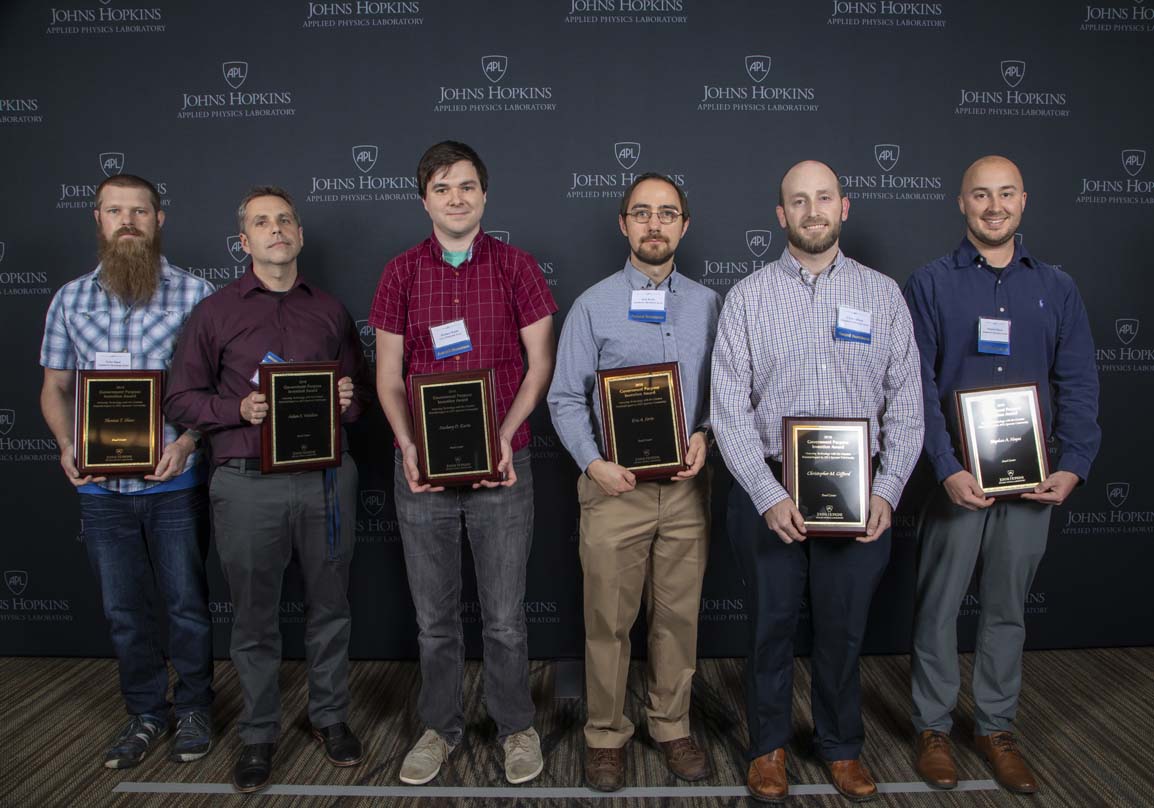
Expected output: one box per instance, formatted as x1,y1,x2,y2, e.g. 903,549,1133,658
92,255,174,292
623,258,678,291
425,228,488,265
953,237,1035,271
777,246,844,279
237,265,311,298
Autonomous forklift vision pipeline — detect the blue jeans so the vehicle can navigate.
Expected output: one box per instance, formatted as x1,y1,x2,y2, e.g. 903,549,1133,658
79,486,213,717
393,448,536,743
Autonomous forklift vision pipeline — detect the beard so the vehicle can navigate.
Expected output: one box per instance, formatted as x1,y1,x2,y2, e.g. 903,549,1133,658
632,236,676,267
97,225,162,306
786,216,841,255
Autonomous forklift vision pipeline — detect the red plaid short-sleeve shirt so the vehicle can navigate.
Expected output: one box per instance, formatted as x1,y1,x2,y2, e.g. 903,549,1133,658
369,231,558,451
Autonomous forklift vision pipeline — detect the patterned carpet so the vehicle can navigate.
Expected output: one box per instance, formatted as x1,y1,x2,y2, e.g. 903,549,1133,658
2,648,1152,807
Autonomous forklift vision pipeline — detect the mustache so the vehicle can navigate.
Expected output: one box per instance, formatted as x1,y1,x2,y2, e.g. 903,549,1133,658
115,225,143,237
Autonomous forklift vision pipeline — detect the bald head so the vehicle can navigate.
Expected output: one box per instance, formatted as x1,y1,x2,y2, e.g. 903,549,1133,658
778,160,844,207
960,155,1024,196
958,155,1027,251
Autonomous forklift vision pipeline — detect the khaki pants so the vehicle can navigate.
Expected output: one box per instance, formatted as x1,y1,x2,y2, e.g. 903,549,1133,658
578,471,710,748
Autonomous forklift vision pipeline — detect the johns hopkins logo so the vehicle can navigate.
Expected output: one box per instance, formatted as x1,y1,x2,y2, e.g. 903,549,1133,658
0,409,13,435
874,144,900,172
352,145,379,174
222,61,249,90
745,230,772,258
487,230,510,244
1116,318,1140,345
355,319,374,349
1107,482,1130,509
1122,149,1146,177
227,236,247,264
482,55,508,83
98,152,124,177
614,142,641,170
745,55,771,83
1000,60,1026,88
360,490,386,516
0,242,5,263
4,570,28,596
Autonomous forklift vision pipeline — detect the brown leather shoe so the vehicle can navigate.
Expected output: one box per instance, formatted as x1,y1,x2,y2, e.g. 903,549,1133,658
975,732,1038,794
915,730,958,789
657,736,710,781
826,759,878,802
747,748,788,803
584,745,625,792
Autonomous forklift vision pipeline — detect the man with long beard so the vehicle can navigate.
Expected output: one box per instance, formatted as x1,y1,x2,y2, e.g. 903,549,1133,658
904,156,1100,795
548,173,721,791
39,174,216,768
711,160,923,803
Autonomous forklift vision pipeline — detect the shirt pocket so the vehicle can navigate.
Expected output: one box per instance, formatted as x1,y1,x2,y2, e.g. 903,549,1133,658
140,309,184,359
66,310,112,362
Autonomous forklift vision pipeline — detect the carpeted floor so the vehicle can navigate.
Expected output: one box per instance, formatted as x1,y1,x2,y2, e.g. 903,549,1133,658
2,649,1152,807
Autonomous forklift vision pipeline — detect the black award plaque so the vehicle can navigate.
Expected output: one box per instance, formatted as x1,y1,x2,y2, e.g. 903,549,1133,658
955,383,1048,498
596,362,688,480
259,361,340,473
75,370,163,476
782,417,871,537
411,369,501,486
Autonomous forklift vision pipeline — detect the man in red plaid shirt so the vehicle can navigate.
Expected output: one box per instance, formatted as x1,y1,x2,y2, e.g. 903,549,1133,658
369,141,557,786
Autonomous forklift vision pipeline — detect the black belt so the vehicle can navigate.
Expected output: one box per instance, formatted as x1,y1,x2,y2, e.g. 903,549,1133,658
223,457,262,472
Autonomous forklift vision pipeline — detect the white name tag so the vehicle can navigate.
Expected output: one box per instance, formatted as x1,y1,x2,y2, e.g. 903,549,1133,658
629,289,667,323
835,305,872,344
94,351,131,370
430,319,473,360
978,317,1011,355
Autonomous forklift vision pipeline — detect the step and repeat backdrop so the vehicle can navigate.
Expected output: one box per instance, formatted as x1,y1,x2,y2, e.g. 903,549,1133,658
2,1,1151,659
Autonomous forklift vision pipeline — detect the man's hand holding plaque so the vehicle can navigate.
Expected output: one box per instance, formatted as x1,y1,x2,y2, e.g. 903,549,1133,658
782,417,871,537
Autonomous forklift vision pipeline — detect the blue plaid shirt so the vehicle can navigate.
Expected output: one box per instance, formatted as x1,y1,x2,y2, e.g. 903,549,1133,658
711,248,924,515
40,258,214,493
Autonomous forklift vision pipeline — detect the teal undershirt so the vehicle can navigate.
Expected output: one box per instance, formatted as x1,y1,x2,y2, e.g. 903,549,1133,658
443,250,468,268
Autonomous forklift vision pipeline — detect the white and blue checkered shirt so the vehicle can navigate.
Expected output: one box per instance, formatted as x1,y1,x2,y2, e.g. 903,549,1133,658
711,248,924,515
40,258,214,493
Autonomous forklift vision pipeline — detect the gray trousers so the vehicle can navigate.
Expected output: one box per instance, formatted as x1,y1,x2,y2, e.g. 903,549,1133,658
393,448,535,743
910,487,1050,736
210,453,357,744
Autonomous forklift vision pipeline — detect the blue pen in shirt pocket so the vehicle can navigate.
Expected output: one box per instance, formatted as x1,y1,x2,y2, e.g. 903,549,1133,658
250,351,286,385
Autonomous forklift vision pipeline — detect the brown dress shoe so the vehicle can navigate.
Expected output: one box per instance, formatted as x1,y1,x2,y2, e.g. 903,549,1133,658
747,748,788,803
975,732,1038,794
826,759,878,802
585,745,625,792
657,736,711,781
915,730,958,789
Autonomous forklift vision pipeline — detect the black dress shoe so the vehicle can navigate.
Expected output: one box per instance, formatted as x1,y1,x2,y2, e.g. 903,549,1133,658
312,722,363,766
233,743,275,793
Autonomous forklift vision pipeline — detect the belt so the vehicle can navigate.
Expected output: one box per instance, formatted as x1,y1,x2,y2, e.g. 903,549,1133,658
222,457,262,472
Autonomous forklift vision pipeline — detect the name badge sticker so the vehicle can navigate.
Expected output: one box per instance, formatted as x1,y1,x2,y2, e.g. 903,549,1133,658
94,351,131,370
978,317,1011,355
629,289,667,323
250,351,286,385
430,319,473,360
834,305,872,344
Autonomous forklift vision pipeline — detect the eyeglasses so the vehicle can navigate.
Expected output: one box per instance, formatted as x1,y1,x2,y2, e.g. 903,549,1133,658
624,209,683,225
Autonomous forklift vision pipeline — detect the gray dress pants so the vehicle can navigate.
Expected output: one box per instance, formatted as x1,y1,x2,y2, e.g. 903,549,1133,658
911,487,1051,735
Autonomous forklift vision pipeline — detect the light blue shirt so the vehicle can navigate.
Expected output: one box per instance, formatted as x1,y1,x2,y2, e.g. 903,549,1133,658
548,260,721,472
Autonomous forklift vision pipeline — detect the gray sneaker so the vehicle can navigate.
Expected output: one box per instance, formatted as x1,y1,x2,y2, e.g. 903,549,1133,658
503,727,544,784
103,714,168,769
399,729,455,785
171,710,213,762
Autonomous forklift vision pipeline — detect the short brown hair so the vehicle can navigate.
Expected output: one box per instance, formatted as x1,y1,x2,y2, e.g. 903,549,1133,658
417,141,488,198
618,172,690,220
94,174,161,213
236,186,301,231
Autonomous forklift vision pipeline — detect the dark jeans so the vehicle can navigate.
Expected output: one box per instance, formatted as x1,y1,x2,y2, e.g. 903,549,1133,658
727,483,891,762
79,486,213,718
393,448,535,743
210,454,357,744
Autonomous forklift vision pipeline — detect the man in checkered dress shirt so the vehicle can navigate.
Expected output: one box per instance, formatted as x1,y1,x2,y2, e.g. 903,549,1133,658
711,161,923,803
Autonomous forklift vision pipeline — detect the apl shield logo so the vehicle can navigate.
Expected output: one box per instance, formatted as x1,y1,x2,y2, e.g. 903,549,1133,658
352,145,378,174
1121,149,1146,178
360,490,386,516
355,319,374,349
4,570,28,596
1107,482,1130,509
745,55,771,83
227,236,247,264
874,144,900,172
614,142,641,170
746,230,772,258
1116,318,1140,345
481,55,508,83
487,230,510,244
0,242,5,263
1000,60,1026,88
99,152,125,177
0,409,13,436
222,61,249,90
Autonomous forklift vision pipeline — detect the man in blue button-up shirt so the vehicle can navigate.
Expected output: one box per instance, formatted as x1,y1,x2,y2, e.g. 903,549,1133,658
904,156,1101,795
548,173,721,792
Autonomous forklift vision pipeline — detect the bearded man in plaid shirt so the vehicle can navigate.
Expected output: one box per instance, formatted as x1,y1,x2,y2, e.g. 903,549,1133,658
370,141,557,787
39,174,215,770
